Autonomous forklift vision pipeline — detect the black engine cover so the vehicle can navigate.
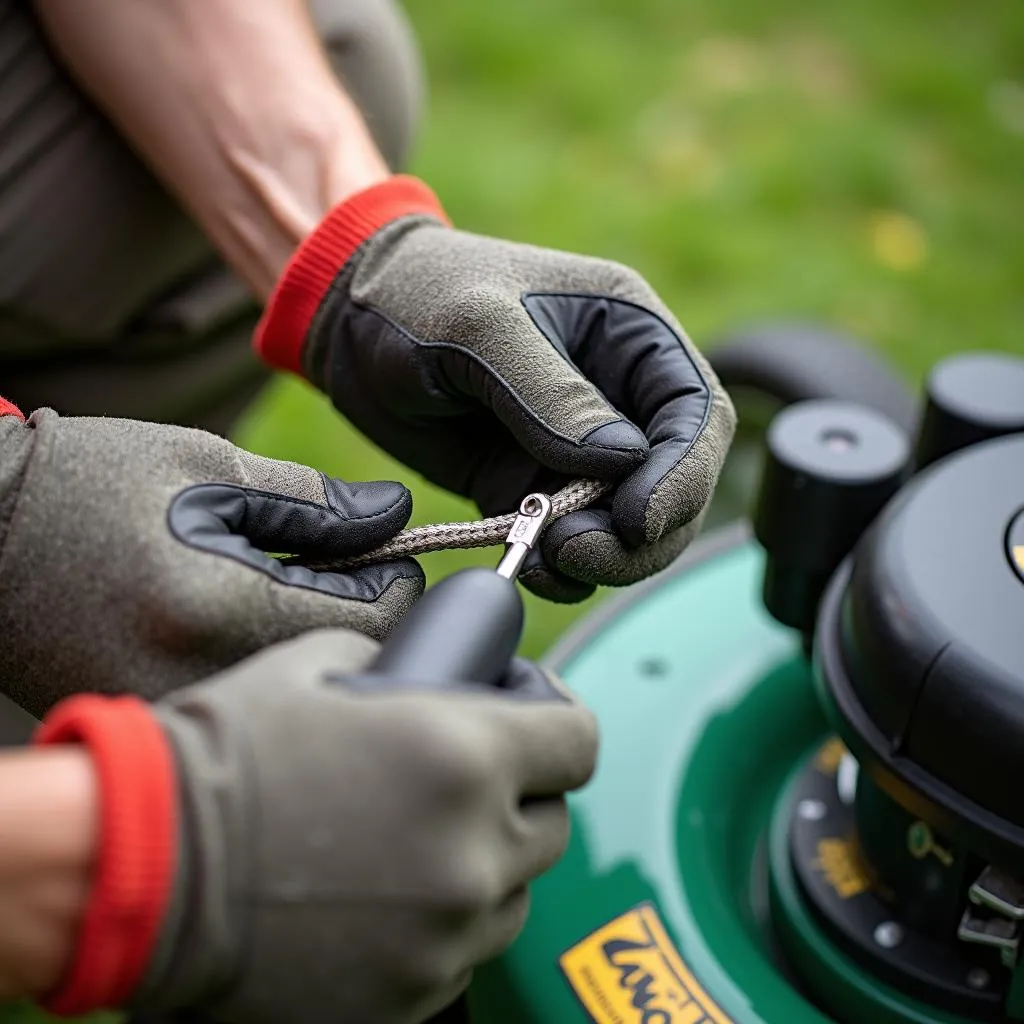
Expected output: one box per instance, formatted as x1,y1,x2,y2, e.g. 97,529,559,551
816,434,1024,863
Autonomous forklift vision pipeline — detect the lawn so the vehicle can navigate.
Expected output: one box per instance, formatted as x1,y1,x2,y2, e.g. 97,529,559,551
236,0,1024,658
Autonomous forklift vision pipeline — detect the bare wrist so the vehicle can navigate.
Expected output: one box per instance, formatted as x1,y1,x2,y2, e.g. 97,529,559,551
216,92,390,300
35,0,395,305
0,748,97,1000
324,99,393,207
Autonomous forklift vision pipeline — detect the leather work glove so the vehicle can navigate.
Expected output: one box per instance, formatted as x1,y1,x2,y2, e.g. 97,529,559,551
256,176,736,602
0,404,423,715
34,629,599,1024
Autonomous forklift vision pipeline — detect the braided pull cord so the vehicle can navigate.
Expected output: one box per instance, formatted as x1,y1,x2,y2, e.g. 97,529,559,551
313,478,612,572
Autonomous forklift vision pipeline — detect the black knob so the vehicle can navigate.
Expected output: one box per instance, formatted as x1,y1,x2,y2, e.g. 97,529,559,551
371,568,523,685
754,400,910,634
916,352,1024,469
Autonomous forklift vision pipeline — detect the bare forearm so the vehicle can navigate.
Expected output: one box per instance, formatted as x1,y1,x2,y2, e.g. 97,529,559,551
33,0,390,299
0,748,96,1001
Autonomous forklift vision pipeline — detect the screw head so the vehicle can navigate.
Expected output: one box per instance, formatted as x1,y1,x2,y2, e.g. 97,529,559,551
638,657,669,678
797,799,827,822
873,922,904,948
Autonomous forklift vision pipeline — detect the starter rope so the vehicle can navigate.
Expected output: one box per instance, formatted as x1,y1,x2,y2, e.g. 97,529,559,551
320,478,612,570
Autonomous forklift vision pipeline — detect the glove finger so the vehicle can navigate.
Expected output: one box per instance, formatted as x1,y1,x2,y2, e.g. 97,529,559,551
518,478,610,600
176,515,425,603
253,559,424,644
526,292,711,441
541,506,705,588
517,546,596,604
469,887,532,967
605,326,732,544
236,448,414,529
433,298,648,481
610,394,734,546
489,680,599,797
269,558,425,603
506,798,571,891
168,482,425,603
168,479,412,559
524,291,735,546
313,475,414,548
236,448,334,498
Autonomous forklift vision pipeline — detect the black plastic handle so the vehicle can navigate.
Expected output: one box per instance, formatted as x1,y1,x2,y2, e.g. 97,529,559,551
375,567,523,1024
372,567,524,685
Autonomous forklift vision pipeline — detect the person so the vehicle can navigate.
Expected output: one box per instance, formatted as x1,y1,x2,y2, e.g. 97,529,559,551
0,1,736,1020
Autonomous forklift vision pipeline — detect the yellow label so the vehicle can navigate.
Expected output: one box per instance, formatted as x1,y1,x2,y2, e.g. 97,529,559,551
559,903,733,1024
1013,545,1024,573
813,736,847,776
813,837,871,899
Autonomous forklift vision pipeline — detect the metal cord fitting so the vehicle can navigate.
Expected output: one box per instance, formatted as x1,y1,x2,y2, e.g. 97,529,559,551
305,478,611,572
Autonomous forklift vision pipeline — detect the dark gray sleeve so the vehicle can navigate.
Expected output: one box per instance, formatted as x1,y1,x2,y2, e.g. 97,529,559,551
0,415,31,565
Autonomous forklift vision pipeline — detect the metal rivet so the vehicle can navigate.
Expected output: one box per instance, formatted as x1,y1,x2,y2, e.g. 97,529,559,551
521,495,542,515
873,922,904,949
798,799,827,822
967,968,991,990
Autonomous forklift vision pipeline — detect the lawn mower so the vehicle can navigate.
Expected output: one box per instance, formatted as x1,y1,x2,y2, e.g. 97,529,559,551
311,326,1024,1024
462,329,1024,1023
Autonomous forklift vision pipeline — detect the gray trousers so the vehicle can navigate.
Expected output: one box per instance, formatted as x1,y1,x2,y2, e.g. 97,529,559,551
0,0,423,745
0,0,423,434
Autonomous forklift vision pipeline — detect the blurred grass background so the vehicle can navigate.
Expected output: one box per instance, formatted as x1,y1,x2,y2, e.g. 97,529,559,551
236,0,1024,659
3,7,1020,1023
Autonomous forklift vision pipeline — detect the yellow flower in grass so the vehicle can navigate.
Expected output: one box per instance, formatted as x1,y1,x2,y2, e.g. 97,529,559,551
869,211,928,271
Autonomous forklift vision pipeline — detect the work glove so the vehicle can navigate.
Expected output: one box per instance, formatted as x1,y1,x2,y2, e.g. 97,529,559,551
256,176,736,602
34,629,599,1024
0,405,423,715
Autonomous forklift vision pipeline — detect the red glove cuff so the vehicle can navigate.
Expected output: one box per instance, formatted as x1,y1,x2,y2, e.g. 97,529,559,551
35,696,177,1015
0,396,25,421
254,174,450,374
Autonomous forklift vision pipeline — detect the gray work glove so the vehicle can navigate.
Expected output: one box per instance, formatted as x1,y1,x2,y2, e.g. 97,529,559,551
133,630,598,1023
257,176,736,601
0,409,423,715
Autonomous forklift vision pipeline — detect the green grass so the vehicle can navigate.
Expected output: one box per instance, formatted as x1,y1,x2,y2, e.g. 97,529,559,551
235,0,1024,659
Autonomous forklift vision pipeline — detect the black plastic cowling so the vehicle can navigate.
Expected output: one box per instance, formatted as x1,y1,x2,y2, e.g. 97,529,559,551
754,400,910,635
915,352,1024,469
815,433,1024,866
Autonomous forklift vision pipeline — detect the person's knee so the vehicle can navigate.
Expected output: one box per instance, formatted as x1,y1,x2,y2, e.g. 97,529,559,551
307,0,425,171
